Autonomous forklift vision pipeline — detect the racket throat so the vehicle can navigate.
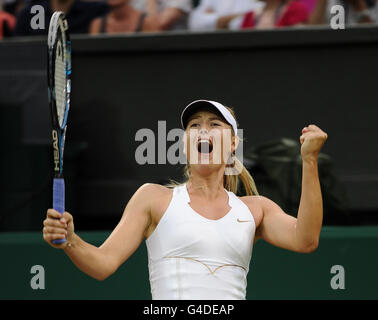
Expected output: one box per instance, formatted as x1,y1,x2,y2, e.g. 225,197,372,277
52,128,66,176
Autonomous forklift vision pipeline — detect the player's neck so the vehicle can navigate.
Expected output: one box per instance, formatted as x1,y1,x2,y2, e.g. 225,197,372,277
51,0,75,14
187,171,225,200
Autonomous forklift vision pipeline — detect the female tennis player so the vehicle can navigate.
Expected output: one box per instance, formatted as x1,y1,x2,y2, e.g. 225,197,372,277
43,99,327,300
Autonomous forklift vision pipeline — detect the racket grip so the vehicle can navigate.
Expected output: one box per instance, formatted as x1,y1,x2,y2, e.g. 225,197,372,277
52,178,66,244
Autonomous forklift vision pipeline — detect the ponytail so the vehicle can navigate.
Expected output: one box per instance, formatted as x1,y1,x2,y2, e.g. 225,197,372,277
223,156,259,196
223,106,258,196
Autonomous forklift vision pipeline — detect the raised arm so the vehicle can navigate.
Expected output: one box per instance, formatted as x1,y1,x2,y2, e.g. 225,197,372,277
43,183,155,280
254,125,327,253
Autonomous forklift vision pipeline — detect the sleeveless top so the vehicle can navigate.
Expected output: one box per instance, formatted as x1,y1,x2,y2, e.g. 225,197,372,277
145,184,256,300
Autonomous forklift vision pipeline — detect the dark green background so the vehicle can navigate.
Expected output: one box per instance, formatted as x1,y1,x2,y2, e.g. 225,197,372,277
1,226,377,300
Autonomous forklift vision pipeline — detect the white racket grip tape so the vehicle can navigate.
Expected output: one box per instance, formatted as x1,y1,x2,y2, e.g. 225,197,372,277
52,178,66,244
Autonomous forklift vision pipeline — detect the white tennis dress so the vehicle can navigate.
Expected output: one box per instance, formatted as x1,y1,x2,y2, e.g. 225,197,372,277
145,184,256,300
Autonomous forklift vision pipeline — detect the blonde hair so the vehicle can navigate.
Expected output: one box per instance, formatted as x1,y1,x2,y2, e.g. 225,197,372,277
168,106,259,196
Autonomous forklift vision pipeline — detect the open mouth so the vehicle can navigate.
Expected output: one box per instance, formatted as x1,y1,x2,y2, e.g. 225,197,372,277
197,139,213,154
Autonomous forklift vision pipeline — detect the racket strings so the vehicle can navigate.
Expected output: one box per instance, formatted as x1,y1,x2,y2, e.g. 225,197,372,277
54,40,67,128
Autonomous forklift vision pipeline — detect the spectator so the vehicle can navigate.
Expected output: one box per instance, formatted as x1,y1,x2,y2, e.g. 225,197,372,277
0,0,16,39
340,0,375,23
14,0,109,36
309,0,377,25
307,0,328,24
300,0,318,13
130,0,192,31
343,0,376,23
240,0,309,29
371,0,378,22
90,0,146,34
189,0,264,31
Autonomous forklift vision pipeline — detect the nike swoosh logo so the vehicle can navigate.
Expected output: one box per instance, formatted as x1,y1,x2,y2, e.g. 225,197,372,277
237,218,253,223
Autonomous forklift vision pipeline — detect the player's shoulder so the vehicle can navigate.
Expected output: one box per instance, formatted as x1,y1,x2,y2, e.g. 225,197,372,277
239,194,283,217
238,194,279,214
239,194,269,207
237,195,268,228
137,183,174,214
137,183,173,198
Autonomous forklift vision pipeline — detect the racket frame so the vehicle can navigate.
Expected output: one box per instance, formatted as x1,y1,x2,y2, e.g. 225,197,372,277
47,12,71,245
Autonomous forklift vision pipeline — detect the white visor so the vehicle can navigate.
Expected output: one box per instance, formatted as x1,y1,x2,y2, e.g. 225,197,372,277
181,100,237,136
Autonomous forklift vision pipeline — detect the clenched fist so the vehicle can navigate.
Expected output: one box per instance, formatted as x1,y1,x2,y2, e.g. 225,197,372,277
300,124,328,162
43,209,75,249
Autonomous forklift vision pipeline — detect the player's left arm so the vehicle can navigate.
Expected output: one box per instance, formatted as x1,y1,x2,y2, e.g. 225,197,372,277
255,124,328,253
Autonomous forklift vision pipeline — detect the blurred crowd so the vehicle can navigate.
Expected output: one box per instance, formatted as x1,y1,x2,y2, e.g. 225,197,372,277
1,0,378,39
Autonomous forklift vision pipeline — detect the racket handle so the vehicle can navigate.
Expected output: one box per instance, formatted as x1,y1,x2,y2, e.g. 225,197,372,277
52,178,66,244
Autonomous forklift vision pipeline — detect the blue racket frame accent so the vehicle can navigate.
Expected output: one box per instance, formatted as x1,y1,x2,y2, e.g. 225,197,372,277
58,129,65,175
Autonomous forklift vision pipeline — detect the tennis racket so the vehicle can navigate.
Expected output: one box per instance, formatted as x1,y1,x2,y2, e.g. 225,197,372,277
47,12,71,244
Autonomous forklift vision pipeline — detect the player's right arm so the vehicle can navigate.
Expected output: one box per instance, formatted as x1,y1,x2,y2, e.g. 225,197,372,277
43,183,155,280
